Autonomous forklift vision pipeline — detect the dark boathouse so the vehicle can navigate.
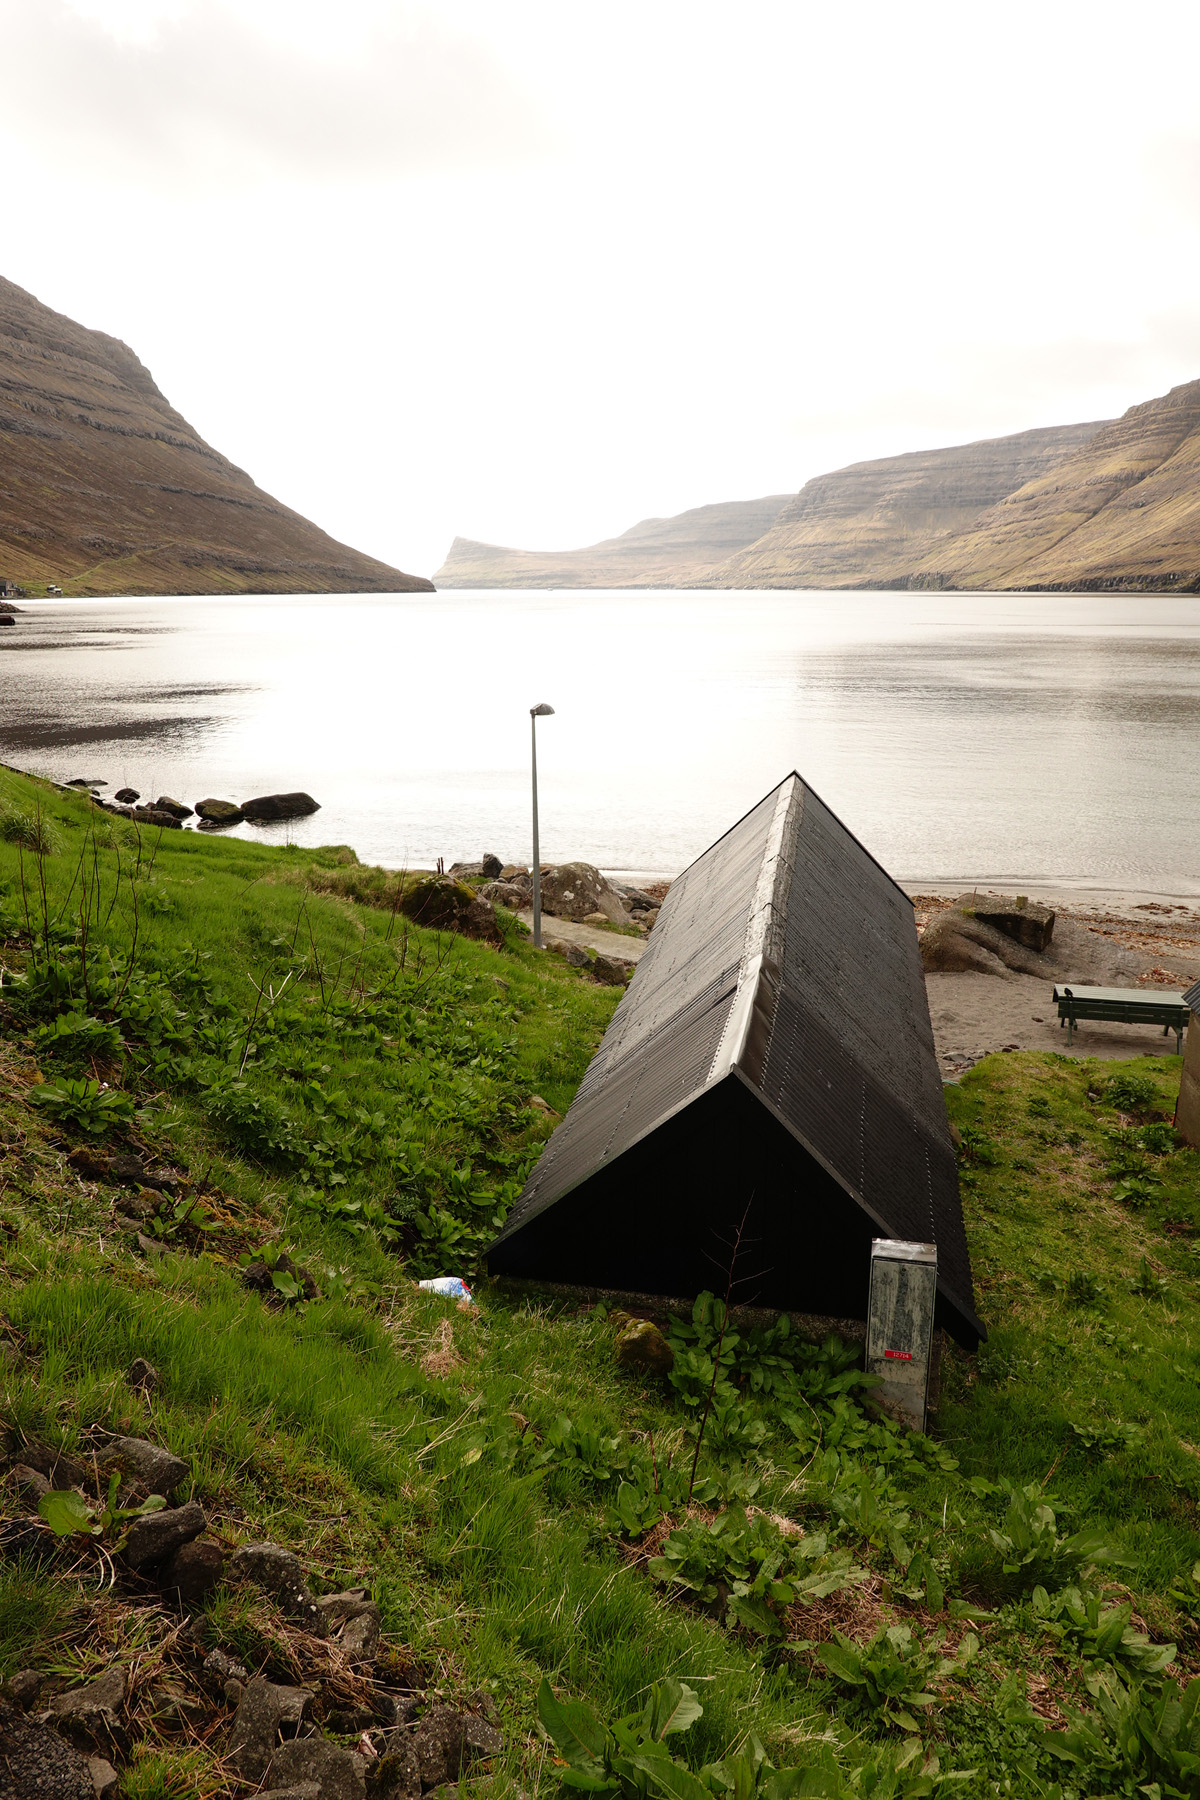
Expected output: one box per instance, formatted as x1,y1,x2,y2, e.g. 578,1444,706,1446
488,774,983,1349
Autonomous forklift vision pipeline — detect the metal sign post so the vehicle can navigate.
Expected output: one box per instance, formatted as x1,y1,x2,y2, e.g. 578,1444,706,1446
866,1239,938,1432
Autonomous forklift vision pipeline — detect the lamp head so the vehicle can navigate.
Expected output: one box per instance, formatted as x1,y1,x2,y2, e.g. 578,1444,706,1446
530,703,555,717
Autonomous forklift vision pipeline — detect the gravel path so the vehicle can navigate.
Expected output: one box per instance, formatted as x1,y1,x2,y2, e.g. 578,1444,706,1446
519,911,649,961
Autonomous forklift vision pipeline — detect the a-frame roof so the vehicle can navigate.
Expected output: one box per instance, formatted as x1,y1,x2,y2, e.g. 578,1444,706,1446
488,774,984,1348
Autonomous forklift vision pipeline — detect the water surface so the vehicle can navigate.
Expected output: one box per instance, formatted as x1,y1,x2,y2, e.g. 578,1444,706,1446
1,589,1197,889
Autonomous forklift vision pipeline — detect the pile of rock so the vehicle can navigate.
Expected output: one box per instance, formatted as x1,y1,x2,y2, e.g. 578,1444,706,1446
453,855,666,936
76,786,322,832
2,1397,503,1799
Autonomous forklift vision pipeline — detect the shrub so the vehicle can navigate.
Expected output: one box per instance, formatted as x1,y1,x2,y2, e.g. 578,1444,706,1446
816,1624,977,1732
28,1076,135,1136
981,1484,1126,1597
1100,1072,1160,1114
0,806,57,855
1043,1669,1200,1793
33,1010,125,1063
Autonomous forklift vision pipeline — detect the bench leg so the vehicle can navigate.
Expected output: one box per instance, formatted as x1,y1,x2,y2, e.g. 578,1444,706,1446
1177,1028,1184,1054
1067,1017,1075,1047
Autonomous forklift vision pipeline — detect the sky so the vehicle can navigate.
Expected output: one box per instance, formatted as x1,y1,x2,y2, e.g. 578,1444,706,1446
6,0,1200,579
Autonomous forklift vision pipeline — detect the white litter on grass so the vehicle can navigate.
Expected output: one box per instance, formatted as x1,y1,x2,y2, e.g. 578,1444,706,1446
418,1276,475,1304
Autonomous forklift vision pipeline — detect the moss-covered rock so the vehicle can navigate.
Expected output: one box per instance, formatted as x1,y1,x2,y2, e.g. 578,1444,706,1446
400,875,499,942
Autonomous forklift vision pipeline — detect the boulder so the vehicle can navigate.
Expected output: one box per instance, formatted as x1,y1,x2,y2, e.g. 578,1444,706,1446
104,1434,187,1495
539,862,630,925
66,778,105,788
591,953,634,987
240,793,320,822
229,1542,326,1632
202,1649,248,1692
265,1740,366,1800
131,807,182,830
122,1501,206,1571
955,891,1055,952
621,888,659,912
411,1706,502,1789
480,853,503,878
369,1738,422,1799
152,796,193,820
125,1358,161,1395
12,1464,50,1502
498,864,529,882
228,1676,314,1781
0,1674,42,1712
614,1318,674,1375
0,1703,94,1799
160,1537,225,1604
194,798,244,824
920,910,1045,978
86,1760,119,1800
478,881,527,910
15,1443,89,1490
399,877,498,944
47,1668,126,1749
314,1589,380,1661
112,788,139,805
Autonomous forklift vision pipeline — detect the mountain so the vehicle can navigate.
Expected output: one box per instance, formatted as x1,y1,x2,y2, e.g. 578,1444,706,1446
0,275,432,595
703,421,1109,589
433,494,792,587
902,379,1200,591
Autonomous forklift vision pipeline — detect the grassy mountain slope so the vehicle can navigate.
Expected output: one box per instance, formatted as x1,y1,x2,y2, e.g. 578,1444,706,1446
432,496,792,588
0,276,433,597
701,423,1109,590
916,379,1200,591
2,767,1200,1797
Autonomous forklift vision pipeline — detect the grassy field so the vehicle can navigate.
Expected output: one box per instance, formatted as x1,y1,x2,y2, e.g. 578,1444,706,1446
2,767,1200,1799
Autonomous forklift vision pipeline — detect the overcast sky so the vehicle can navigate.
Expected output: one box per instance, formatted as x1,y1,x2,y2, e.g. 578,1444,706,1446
6,0,1200,579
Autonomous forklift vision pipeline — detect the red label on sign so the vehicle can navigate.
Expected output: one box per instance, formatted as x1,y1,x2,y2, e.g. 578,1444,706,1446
884,1350,913,1361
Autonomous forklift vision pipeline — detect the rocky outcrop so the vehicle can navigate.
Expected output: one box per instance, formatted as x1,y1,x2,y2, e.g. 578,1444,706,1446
433,494,792,587
0,273,434,596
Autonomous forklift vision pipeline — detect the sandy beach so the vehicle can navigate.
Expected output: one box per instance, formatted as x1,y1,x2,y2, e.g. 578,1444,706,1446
905,883,1200,1079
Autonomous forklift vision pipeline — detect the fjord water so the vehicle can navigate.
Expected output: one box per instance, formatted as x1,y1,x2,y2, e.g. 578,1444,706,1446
2,589,1199,890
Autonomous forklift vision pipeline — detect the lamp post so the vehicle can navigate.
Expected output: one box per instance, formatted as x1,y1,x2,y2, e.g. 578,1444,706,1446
530,703,554,947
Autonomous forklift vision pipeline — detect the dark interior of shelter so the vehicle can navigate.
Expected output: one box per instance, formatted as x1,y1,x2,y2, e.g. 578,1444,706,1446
488,1076,978,1347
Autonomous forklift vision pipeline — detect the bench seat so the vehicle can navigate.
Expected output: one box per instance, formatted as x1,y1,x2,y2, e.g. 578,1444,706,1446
1053,983,1189,1050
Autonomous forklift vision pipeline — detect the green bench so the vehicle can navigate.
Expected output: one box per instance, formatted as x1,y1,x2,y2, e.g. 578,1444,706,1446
1053,983,1190,1051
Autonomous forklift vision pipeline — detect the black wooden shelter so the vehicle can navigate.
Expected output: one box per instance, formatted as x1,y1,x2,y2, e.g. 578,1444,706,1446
488,775,984,1348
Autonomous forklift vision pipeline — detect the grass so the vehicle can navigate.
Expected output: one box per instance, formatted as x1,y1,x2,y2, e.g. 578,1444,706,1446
2,766,1200,1796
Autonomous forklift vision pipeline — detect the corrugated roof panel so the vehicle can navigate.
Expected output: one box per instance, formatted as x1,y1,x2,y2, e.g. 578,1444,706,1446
489,772,983,1348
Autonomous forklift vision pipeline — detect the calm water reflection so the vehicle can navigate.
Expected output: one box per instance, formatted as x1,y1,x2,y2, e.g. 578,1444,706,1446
1,590,1197,888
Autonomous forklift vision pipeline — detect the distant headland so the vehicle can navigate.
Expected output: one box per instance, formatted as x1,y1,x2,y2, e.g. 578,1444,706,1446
436,380,1200,593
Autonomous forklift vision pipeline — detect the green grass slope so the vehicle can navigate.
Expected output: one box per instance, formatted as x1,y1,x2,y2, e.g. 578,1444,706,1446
2,768,1200,1799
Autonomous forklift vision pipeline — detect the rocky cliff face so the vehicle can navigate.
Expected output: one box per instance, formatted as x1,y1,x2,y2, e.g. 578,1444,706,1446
703,421,1110,589
912,380,1200,591
0,275,432,595
433,494,792,587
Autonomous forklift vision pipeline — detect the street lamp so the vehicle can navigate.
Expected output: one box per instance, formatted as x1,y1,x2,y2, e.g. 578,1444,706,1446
530,703,554,947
